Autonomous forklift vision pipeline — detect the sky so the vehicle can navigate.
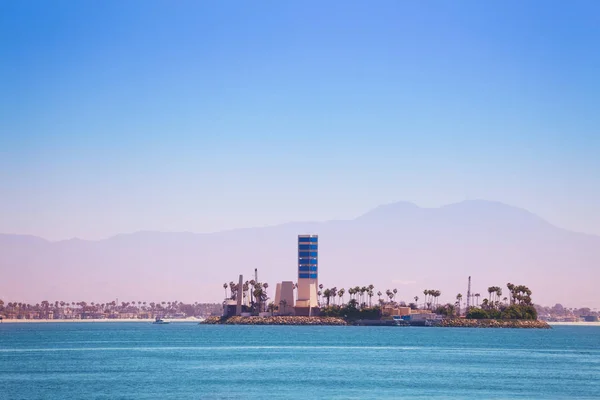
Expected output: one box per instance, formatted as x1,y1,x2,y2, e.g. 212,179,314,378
1,1,599,241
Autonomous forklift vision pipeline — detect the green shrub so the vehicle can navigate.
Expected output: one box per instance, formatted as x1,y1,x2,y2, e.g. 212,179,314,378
466,307,489,319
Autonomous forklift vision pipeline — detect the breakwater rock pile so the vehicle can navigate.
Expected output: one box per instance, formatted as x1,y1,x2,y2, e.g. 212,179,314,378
437,319,551,329
201,316,347,326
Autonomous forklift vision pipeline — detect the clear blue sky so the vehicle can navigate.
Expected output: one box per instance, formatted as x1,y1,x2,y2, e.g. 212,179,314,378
1,1,599,240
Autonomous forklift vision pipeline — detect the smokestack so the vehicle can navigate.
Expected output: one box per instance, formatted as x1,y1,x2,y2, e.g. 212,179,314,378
236,275,243,316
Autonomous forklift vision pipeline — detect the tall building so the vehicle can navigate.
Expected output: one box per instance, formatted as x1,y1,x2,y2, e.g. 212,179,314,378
296,234,319,309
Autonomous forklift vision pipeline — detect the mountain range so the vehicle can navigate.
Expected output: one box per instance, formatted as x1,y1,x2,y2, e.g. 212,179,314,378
1,200,598,308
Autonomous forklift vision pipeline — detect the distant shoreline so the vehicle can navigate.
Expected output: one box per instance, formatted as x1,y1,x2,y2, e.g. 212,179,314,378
546,321,600,326
1,319,598,327
0,318,203,324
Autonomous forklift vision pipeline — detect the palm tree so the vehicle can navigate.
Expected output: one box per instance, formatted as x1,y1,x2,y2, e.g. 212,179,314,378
377,291,382,302
323,289,332,306
338,288,345,305
511,284,532,305
456,293,463,316
392,288,398,302
431,291,437,308
253,286,265,312
488,287,495,302
359,287,366,307
507,283,515,304
495,287,503,306
475,293,480,306
279,299,288,314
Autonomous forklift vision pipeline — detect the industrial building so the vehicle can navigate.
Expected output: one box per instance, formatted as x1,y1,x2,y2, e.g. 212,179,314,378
273,281,295,315
225,234,320,317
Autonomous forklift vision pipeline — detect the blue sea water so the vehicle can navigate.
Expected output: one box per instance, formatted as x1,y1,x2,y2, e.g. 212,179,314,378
0,323,599,399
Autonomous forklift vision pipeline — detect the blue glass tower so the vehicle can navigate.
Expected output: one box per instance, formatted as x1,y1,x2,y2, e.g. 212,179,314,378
298,235,318,279
297,234,318,309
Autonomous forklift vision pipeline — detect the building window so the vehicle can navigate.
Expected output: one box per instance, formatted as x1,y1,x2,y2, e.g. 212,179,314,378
298,237,318,243
298,266,318,272
298,272,318,279
298,251,318,257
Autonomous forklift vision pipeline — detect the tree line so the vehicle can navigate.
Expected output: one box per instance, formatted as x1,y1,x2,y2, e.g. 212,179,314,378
222,278,539,321
0,300,221,319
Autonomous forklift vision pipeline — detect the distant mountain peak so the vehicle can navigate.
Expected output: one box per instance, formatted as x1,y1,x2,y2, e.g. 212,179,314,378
356,201,420,220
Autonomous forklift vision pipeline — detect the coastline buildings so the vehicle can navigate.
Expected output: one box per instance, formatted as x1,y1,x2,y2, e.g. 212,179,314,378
295,235,319,312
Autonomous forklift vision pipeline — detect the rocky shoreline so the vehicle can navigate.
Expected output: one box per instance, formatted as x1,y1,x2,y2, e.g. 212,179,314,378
201,316,550,328
201,316,347,325
437,319,551,329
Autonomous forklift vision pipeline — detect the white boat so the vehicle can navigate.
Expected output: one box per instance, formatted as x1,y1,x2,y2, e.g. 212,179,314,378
153,317,169,324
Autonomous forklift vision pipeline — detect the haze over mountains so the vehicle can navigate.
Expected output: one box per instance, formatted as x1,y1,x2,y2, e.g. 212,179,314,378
1,200,598,308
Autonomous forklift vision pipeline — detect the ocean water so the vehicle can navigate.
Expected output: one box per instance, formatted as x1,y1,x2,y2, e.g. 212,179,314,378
1,323,599,399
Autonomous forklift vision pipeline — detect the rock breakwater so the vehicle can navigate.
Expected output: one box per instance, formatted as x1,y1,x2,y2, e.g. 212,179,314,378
201,316,347,325
437,319,550,329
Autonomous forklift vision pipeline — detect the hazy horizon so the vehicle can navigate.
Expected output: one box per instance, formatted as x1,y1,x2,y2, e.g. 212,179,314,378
2,199,599,309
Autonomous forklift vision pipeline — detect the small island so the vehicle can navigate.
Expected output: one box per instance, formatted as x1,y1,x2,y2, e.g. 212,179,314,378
202,282,550,329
